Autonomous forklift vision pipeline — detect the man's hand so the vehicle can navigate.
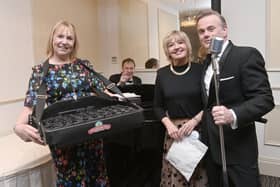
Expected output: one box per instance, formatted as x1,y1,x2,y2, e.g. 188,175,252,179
88,124,111,134
211,105,234,126
119,74,130,84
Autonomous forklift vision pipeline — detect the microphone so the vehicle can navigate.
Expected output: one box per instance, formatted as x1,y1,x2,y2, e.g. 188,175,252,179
210,37,224,55
210,37,224,75
209,37,229,187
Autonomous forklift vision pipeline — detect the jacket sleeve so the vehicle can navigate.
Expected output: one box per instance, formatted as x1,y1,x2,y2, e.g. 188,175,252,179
232,48,274,127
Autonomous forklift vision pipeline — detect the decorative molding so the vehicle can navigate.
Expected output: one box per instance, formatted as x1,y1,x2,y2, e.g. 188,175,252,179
271,87,280,90
264,105,280,146
134,70,157,84
267,69,280,72
264,140,280,147
0,97,25,105
135,68,157,72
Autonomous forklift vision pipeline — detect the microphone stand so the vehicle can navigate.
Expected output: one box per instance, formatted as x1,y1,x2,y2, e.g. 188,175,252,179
211,54,229,187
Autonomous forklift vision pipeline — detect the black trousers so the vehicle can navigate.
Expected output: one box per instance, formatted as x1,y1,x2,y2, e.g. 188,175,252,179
206,153,261,187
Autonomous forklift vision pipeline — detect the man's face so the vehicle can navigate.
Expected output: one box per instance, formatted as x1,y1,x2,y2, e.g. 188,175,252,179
196,15,227,50
122,62,135,78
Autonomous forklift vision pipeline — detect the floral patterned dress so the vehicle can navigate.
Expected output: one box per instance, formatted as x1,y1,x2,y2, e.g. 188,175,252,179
24,59,110,187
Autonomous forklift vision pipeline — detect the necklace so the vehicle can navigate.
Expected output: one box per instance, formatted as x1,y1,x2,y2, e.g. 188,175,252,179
170,62,191,76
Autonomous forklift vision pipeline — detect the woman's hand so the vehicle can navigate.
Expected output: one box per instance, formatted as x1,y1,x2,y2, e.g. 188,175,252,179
166,123,180,141
178,119,198,139
162,117,180,141
14,123,45,145
14,106,45,145
178,111,203,139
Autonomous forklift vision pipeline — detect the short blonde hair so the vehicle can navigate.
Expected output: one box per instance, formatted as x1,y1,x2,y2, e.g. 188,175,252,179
46,20,78,60
162,30,192,63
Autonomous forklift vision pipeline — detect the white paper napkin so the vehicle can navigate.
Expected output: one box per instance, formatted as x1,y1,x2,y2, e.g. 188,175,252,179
166,130,208,181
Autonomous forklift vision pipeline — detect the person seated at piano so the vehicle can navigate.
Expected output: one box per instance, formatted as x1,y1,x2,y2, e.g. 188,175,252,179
154,30,207,186
109,57,142,87
105,58,143,186
13,20,115,187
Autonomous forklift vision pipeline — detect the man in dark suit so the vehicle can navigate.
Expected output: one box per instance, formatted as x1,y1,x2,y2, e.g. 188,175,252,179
106,58,143,186
109,58,142,86
196,10,274,187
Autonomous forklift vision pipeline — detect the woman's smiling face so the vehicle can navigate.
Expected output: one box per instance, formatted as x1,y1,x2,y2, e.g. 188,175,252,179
52,26,75,59
167,37,188,62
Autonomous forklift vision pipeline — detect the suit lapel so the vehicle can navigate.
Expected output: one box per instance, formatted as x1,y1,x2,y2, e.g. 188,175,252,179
217,41,233,73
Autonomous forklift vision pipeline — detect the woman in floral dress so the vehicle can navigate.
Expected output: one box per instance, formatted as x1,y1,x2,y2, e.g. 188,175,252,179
14,20,114,187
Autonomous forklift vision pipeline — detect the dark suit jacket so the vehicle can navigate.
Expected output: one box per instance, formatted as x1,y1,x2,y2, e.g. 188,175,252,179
201,41,274,165
109,73,142,86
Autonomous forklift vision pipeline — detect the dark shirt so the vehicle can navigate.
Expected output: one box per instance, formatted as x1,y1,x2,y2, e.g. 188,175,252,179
154,63,203,120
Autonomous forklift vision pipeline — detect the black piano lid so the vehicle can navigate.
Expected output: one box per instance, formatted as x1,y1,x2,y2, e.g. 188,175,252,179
118,84,155,104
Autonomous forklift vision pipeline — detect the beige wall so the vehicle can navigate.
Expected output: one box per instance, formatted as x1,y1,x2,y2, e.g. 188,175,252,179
0,0,34,136
119,0,149,69
267,0,280,70
158,9,178,67
264,0,280,148
32,0,99,68
0,0,33,101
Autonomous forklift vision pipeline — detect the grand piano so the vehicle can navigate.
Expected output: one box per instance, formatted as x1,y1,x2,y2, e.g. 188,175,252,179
104,84,165,187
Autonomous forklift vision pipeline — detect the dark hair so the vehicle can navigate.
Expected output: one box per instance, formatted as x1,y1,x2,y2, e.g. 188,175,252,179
122,58,135,67
196,9,227,28
145,58,159,69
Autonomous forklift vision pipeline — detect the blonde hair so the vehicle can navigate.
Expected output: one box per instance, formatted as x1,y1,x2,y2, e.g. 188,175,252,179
46,20,78,60
197,46,208,63
162,30,192,63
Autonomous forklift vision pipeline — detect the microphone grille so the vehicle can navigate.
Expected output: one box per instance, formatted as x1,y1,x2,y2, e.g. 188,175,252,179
210,37,224,54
